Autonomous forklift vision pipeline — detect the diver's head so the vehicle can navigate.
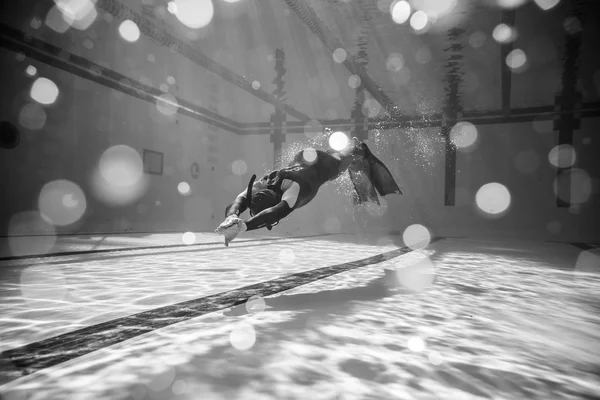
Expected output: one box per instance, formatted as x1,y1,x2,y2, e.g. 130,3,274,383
250,189,280,216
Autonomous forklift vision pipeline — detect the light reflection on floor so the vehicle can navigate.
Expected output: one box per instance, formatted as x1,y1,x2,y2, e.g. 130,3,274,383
0,234,599,400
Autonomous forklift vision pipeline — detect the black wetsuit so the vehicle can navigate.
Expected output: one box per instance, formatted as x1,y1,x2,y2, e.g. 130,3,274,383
226,149,344,231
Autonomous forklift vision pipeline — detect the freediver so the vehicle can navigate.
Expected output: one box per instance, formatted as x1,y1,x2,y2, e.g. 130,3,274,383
215,128,403,246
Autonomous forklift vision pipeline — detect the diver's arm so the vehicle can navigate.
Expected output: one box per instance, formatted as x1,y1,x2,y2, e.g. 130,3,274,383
225,195,248,218
244,201,293,231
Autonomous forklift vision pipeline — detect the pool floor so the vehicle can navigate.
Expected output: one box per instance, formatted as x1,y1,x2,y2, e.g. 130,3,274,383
0,233,599,399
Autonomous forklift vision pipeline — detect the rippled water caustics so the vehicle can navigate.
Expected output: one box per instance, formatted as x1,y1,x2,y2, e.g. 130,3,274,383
0,235,599,399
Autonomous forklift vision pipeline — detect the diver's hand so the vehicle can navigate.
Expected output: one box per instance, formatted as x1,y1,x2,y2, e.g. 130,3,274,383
215,216,247,247
215,215,238,233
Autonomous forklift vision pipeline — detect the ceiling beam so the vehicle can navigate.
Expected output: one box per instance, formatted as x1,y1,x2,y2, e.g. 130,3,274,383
282,0,403,118
95,0,311,121
238,102,600,134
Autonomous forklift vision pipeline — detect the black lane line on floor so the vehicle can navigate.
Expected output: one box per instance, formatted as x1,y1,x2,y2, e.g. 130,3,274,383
0,233,339,262
570,243,599,251
0,237,443,381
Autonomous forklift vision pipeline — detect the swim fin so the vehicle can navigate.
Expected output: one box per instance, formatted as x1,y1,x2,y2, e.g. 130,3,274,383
348,161,380,205
348,143,402,204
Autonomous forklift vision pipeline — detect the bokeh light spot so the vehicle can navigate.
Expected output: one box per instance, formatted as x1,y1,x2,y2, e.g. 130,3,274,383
303,120,323,138
533,0,560,10
469,31,487,48
554,169,592,206
402,224,431,249
251,80,260,90
574,251,600,277
19,103,47,130
278,248,296,265
177,181,191,195
118,20,140,42
146,365,175,392
92,145,148,206
493,24,516,44
475,182,511,215
548,144,576,168
348,75,361,89
386,53,404,72
496,0,526,8
30,17,42,29
156,93,179,116
413,0,456,17
410,11,428,31
232,160,247,175
31,77,59,105
55,0,97,30
328,131,350,151
26,66,37,76
245,295,266,314
415,47,432,64
506,49,527,70
391,0,411,24
167,1,178,14
230,323,256,351
182,231,196,245
45,6,71,33
137,203,148,214
38,180,87,226
390,256,435,292
171,380,187,395
408,336,426,352
563,16,582,35
362,98,382,118
428,351,443,365
174,0,214,29
449,122,478,150
333,48,347,63
532,118,552,133
167,76,176,85
302,148,318,163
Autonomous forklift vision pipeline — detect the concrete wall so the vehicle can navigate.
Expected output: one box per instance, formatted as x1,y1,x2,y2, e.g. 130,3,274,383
0,54,242,235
